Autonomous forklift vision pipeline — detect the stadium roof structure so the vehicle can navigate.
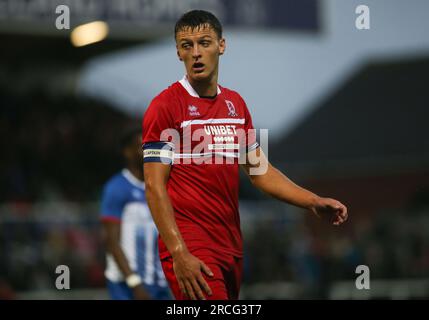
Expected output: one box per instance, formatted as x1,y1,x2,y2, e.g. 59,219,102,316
270,57,429,178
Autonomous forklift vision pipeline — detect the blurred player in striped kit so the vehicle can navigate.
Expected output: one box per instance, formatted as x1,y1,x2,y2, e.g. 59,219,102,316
100,127,171,300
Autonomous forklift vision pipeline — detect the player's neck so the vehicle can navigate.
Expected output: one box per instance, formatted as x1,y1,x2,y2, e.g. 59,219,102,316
188,74,218,97
127,165,144,182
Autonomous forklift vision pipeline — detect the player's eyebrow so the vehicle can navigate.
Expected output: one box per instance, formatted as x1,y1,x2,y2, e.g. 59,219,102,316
179,38,192,43
198,35,213,41
179,34,214,43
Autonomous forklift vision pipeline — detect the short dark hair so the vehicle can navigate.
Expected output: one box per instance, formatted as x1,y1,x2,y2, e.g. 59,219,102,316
174,10,223,40
119,126,141,150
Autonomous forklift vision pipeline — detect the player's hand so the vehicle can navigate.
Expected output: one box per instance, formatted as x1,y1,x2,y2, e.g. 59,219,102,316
132,285,151,300
172,251,213,300
311,197,348,226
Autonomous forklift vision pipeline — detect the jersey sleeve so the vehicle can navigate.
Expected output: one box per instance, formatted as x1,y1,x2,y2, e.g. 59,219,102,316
142,96,176,164
240,96,259,154
100,183,124,222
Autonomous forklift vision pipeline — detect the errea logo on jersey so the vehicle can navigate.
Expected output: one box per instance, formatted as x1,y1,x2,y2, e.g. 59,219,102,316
188,105,200,116
225,100,238,117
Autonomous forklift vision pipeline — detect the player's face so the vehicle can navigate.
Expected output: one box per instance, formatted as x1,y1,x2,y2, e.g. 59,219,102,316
124,134,143,167
176,24,225,83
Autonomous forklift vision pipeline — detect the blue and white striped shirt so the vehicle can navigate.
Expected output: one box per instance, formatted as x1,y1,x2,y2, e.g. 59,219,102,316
100,169,167,288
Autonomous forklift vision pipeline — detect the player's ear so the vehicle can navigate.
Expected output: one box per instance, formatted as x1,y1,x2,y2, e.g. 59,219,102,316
219,37,226,56
176,45,183,61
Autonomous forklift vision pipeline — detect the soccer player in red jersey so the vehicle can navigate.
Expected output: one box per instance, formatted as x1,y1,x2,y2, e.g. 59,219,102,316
142,10,348,300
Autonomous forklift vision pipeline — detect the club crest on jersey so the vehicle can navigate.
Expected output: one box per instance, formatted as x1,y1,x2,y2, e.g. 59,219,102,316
225,100,238,117
188,105,200,116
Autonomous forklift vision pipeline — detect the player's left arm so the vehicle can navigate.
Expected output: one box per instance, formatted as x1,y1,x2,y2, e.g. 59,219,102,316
240,147,348,226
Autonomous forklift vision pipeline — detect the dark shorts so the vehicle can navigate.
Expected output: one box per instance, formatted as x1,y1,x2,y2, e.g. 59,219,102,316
161,249,243,300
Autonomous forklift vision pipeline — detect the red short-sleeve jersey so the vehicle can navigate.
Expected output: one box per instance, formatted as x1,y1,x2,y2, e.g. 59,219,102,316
142,76,259,259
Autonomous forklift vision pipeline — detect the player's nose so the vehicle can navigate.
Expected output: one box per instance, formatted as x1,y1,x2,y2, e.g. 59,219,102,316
192,45,201,58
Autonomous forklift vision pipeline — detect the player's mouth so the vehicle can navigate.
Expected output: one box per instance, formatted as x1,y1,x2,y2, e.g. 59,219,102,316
192,62,205,73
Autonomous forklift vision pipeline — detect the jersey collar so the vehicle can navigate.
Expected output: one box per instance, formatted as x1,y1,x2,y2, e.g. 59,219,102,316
179,75,221,98
122,169,145,189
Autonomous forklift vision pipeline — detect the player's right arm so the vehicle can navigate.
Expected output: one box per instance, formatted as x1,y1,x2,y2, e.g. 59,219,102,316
100,184,151,300
101,221,151,299
144,162,213,300
142,97,213,300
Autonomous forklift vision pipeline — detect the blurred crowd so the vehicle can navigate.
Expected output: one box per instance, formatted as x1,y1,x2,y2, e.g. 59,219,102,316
243,202,429,298
0,90,136,203
1,200,428,299
0,202,104,299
